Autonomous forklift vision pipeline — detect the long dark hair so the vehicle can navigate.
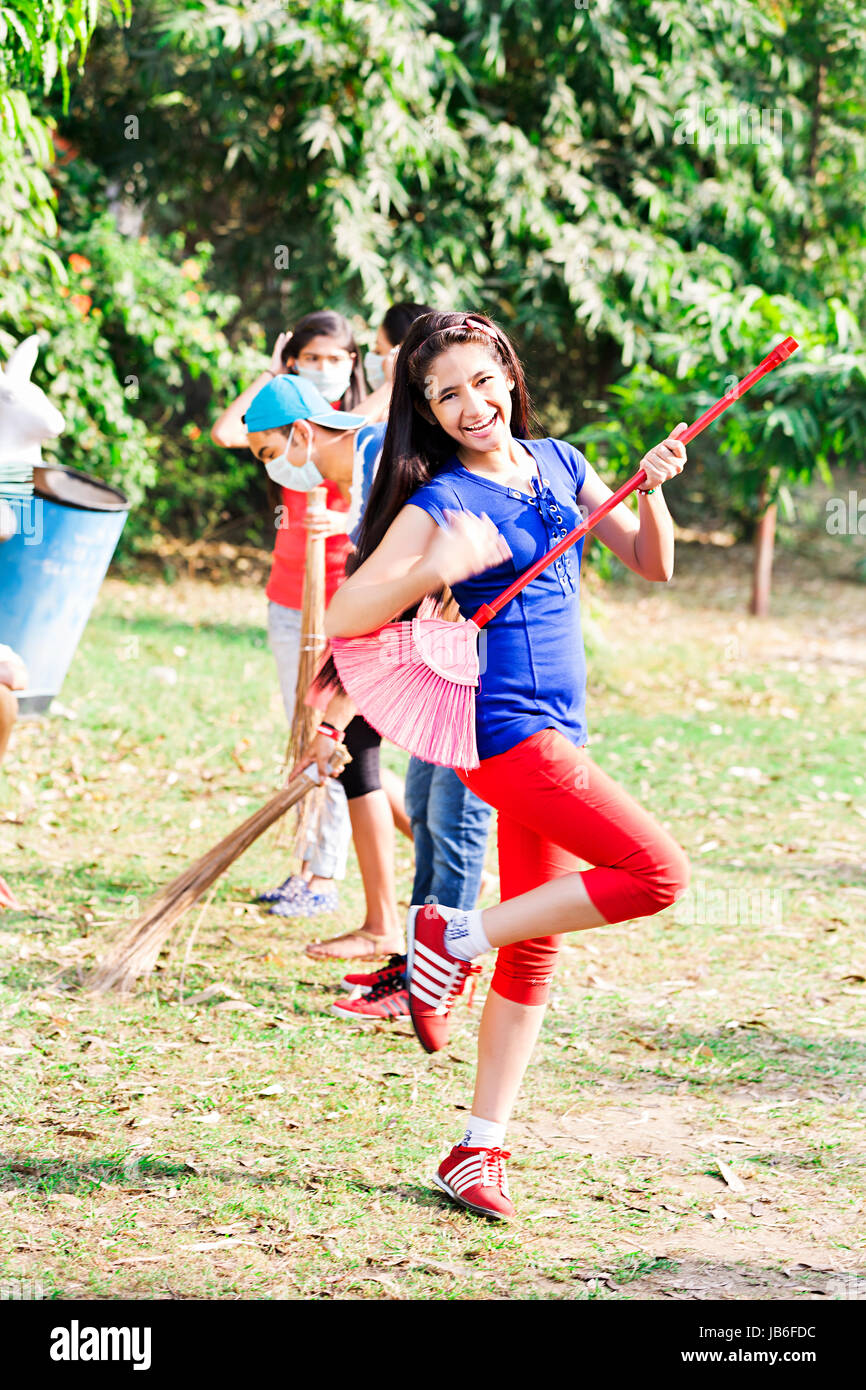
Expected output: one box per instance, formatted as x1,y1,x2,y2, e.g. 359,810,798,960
281,310,366,410
381,302,434,350
352,309,534,570
315,310,534,693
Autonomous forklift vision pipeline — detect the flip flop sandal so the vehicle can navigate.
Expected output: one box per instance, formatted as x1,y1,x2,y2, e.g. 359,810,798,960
305,928,405,962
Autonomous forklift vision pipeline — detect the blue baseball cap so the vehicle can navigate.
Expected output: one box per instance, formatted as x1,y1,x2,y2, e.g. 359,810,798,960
242,374,366,434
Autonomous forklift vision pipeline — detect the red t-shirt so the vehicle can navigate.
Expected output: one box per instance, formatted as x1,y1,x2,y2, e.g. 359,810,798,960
265,480,352,610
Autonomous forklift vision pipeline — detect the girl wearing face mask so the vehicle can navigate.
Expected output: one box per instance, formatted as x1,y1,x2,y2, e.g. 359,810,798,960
211,312,385,916
320,310,692,1220
242,374,407,955
363,302,432,393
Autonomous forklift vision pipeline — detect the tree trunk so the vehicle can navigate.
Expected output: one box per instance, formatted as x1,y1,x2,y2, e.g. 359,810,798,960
750,491,777,617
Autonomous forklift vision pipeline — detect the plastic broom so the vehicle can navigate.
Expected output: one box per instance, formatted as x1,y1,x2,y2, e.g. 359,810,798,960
331,337,799,769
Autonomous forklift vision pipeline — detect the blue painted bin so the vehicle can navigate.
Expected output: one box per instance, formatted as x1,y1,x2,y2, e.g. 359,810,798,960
0,463,129,715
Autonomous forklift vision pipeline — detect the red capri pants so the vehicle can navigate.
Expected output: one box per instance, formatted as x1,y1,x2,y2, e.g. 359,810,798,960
456,728,690,1007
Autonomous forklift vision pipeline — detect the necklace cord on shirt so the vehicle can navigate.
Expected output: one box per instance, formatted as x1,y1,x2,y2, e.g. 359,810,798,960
470,336,798,631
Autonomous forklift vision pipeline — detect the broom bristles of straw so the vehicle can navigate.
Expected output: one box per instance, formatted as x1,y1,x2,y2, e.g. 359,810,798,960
331,630,479,769
87,747,350,994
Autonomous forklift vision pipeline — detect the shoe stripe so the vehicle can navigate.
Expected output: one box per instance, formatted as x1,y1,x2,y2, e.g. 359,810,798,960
412,959,461,997
411,945,458,989
410,982,451,1011
412,957,455,990
448,1153,484,1179
414,938,460,973
410,974,461,1010
410,970,454,1003
448,1156,485,1185
448,1168,484,1192
413,957,456,987
414,938,453,966
451,1169,485,1194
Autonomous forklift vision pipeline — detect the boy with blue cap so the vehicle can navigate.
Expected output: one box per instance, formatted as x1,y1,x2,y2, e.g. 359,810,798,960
242,374,371,921
242,374,368,500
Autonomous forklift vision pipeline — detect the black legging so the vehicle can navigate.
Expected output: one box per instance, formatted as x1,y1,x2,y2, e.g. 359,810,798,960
338,715,382,800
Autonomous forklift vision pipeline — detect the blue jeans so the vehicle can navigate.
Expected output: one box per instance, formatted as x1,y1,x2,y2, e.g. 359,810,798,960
405,756,493,910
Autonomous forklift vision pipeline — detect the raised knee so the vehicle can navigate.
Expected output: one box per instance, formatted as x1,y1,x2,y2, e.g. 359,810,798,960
645,847,691,913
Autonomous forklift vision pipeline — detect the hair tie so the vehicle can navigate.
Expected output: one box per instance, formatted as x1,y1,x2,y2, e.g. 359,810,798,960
408,314,501,371
463,314,500,342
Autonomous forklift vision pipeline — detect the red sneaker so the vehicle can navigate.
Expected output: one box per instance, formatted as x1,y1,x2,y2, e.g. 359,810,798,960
340,953,406,995
331,976,409,1021
406,904,480,1054
432,1145,515,1221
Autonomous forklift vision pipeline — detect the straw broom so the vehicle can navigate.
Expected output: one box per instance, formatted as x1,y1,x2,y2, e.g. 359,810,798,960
276,483,329,853
88,484,341,993
87,742,350,994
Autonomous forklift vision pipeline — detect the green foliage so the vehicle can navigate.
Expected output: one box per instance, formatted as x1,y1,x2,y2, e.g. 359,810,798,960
0,0,267,547
3,0,866,540
0,205,267,543
0,0,106,290
0,0,267,551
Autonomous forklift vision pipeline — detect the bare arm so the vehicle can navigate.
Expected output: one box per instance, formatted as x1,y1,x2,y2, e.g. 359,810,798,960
324,506,442,637
211,370,274,448
576,425,687,582
211,333,290,448
324,504,511,638
352,381,391,423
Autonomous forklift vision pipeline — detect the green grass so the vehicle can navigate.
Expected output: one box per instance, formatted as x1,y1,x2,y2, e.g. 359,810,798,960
0,534,864,1300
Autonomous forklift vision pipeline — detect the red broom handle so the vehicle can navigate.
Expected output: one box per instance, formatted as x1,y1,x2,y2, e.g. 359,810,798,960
470,336,799,628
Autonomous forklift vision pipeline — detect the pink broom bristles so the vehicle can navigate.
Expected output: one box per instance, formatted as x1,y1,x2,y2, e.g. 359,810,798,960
331,623,480,769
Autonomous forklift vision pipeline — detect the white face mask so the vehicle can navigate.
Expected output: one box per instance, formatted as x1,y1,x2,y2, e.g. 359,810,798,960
364,349,386,390
295,360,354,403
264,426,325,492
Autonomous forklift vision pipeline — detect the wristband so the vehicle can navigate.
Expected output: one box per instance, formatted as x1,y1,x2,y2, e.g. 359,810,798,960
638,486,658,495
317,722,345,744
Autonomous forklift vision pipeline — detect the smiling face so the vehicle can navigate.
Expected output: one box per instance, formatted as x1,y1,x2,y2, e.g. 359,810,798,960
422,343,515,455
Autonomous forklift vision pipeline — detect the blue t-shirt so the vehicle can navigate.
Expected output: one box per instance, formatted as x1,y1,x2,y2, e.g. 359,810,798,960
407,436,588,761
348,422,387,544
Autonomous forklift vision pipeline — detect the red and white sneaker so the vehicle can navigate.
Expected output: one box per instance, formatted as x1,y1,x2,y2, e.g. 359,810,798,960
340,953,406,996
405,905,481,1054
432,1145,515,1221
331,976,410,1021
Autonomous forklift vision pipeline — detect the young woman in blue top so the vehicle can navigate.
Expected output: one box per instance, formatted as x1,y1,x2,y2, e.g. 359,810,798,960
322,311,691,1219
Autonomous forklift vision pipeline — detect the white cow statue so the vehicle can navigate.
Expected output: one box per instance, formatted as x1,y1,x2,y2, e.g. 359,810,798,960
0,335,65,542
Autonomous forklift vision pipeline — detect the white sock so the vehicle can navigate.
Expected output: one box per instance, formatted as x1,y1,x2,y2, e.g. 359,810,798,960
460,1114,506,1150
443,908,491,961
